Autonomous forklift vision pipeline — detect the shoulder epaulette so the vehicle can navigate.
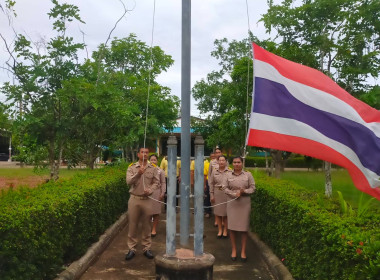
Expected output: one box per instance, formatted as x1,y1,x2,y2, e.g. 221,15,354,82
128,162,137,167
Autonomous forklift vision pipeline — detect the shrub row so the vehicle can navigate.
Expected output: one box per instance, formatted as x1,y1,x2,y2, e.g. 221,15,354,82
0,164,129,280
251,173,380,280
244,156,337,169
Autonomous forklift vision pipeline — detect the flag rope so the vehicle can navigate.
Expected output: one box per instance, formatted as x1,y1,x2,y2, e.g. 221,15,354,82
243,0,253,165
142,0,156,192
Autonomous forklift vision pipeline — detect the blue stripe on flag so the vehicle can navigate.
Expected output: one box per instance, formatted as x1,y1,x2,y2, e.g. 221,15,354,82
253,77,380,174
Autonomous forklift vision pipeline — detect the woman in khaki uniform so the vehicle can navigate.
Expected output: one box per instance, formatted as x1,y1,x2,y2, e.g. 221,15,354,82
149,155,166,237
224,156,255,262
209,155,231,238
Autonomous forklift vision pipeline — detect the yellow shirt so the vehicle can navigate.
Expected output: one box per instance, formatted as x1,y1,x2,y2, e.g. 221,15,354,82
160,158,181,177
204,160,210,180
177,160,181,177
160,157,168,177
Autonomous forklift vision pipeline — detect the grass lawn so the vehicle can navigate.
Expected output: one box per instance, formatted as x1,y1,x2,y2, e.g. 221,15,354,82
0,167,89,178
0,167,91,189
279,169,380,210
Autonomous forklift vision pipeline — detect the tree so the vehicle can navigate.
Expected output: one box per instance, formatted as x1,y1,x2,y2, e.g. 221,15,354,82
261,0,380,195
1,1,179,175
59,35,179,168
1,0,85,179
193,36,258,156
0,102,11,131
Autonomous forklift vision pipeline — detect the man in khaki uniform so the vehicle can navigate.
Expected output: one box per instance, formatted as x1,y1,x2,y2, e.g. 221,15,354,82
125,147,159,261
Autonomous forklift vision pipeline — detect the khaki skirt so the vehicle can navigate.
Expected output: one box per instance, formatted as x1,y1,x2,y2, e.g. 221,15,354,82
226,195,251,231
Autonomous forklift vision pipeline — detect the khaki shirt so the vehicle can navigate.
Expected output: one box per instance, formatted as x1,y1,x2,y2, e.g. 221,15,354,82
224,170,255,198
207,159,219,179
157,167,166,195
209,166,232,200
126,162,159,196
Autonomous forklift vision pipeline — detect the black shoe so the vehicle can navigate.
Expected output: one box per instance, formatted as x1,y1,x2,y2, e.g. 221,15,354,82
217,234,222,239
151,233,157,237
241,257,247,262
125,250,135,261
143,250,154,259
231,256,237,261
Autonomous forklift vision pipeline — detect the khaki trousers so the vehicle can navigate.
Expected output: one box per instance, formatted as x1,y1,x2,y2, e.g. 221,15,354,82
127,196,152,252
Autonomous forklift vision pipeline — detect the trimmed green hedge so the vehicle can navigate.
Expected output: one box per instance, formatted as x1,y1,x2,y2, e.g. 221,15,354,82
0,164,129,280
245,156,270,167
252,173,380,280
244,156,339,170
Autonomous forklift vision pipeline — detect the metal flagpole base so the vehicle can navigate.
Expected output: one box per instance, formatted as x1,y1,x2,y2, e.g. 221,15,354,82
155,249,215,280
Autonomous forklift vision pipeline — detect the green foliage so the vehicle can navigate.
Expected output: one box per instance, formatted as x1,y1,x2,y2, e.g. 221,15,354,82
193,36,269,155
0,102,11,131
252,173,380,280
261,0,380,97
244,156,323,169
337,190,376,218
360,85,380,110
357,193,376,217
337,190,355,216
280,170,380,210
244,156,270,167
2,1,179,172
0,164,129,280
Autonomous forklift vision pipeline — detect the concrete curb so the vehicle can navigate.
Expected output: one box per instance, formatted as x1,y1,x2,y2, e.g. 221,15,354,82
249,232,294,280
55,212,293,280
54,212,129,280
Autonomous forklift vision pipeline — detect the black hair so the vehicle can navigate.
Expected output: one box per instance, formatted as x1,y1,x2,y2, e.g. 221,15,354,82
218,155,228,161
138,147,149,153
232,156,243,163
149,154,158,160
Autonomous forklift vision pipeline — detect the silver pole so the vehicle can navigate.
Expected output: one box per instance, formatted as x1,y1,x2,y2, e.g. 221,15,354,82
180,0,191,246
194,135,204,256
166,135,177,256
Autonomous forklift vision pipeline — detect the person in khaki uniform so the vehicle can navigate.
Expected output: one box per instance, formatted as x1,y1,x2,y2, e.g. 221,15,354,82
125,147,159,261
209,155,231,238
208,148,222,223
224,156,255,262
149,154,166,237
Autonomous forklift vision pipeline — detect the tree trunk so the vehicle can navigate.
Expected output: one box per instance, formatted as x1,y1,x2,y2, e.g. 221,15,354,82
131,146,136,162
270,150,282,178
265,150,270,175
324,161,332,198
49,139,55,180
52,145,63,181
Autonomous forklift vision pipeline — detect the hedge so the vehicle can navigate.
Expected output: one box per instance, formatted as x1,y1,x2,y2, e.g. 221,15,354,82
252,173,380,280
0,164,129,280
244,156,337,170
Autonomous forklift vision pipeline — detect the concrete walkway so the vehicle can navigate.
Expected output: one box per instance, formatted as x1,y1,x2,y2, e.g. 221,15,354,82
78,211,284,280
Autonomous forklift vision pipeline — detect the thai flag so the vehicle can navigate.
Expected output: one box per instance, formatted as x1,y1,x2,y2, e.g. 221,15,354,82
247,43,380,201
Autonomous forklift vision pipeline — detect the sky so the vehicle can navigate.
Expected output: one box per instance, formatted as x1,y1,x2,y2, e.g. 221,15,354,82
0,0,271,117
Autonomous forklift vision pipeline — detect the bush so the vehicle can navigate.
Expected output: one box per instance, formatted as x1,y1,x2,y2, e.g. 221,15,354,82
0,164,129,280
244,156,270,167
251,173,380,280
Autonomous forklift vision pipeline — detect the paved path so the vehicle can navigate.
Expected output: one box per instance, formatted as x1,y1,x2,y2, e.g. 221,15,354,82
80,212,276,280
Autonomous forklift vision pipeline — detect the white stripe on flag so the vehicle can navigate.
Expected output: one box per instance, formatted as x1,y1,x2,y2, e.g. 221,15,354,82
250,112,380,189
254,60,380,138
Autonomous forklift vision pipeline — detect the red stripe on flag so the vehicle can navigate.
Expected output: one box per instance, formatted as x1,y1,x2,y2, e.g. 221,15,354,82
252,43,380,123
247,129,380,201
